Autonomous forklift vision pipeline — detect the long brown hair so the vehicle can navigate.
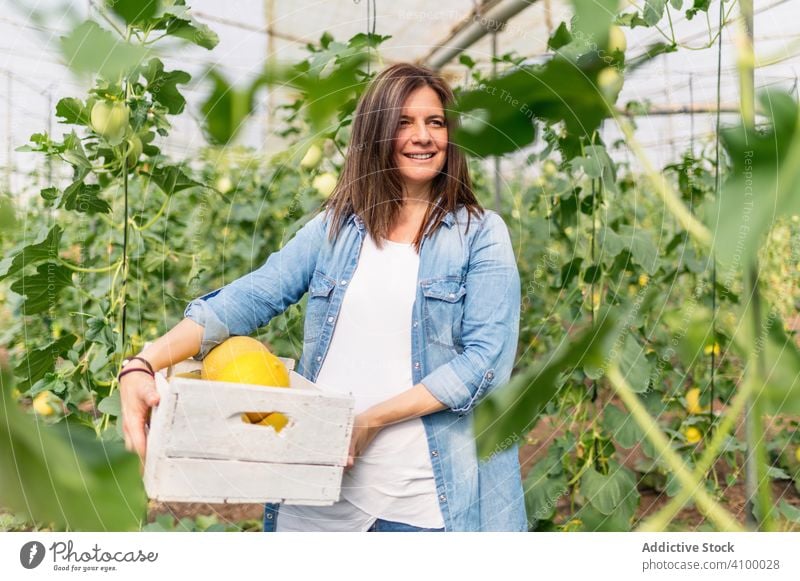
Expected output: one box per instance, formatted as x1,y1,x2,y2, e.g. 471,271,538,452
324,63,483,252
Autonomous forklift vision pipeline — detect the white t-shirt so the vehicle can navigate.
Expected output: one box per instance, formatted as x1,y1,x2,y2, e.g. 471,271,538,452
275,232,444,531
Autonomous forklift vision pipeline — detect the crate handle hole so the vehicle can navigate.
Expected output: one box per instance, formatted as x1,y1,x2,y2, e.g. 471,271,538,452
239,412,291,433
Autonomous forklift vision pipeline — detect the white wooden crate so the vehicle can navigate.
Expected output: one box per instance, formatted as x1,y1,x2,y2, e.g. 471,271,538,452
143,357,355,505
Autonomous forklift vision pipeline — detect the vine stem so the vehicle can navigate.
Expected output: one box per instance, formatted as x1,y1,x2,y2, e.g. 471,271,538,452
737,0,775,532
606,364,744,532
59,258,120,273
665,4,676,45
118,27,134,367
131,193,169,232
108,257,124,309
88,0,127,39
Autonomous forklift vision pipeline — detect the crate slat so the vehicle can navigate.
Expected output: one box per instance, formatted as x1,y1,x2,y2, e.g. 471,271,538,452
165,378,352,464
145,457,343,505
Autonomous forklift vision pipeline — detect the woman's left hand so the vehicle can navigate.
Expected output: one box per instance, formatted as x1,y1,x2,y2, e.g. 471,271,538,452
346,411,382,470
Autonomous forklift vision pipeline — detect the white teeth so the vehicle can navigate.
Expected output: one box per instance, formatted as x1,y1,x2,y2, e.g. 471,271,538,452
406,153,434,160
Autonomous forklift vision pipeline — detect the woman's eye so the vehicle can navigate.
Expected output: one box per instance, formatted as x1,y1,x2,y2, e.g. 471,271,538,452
399,119,411,127
431,119,445,127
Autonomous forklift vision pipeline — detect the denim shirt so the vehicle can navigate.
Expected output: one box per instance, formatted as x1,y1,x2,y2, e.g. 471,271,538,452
183,205,527,532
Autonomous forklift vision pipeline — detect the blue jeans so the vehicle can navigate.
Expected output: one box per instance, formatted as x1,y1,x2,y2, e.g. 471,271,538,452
367,518,445,532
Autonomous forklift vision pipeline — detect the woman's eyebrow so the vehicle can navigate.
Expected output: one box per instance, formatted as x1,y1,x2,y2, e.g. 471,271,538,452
399,113,446,120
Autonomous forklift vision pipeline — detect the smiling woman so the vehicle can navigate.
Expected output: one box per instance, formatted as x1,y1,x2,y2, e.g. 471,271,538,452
325,62,481,251
122,63,524,532
393,87,449,194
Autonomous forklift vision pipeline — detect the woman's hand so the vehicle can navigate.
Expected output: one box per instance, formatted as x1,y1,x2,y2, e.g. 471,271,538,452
346,411,382,470
119,362,161,465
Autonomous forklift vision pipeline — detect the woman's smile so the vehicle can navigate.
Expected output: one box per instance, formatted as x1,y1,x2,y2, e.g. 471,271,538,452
393,85,449,193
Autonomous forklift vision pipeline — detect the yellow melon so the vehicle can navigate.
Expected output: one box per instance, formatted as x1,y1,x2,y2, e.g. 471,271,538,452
202,337,290,432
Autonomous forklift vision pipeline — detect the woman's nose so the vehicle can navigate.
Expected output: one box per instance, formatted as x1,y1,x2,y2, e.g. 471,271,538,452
411,121,431,143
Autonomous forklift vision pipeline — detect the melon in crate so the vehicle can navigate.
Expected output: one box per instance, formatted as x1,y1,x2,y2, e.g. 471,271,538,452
143,347,355,506
200,337,291,431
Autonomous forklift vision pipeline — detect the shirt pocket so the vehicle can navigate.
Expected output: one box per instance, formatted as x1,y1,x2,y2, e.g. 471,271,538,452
304,270,337,343
421,276,466,349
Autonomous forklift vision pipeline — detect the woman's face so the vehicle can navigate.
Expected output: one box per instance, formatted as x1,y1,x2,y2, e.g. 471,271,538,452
392,85,448,195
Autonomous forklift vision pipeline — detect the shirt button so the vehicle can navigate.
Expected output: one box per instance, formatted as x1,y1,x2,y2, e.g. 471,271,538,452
316,356,322,362
439,494,447,502
413,320,418,328
431,450,438,457
448,293,455,298
327,316,334,324
487,371,494,380
340,279,348,286
265,513,273,519
414,361,420,369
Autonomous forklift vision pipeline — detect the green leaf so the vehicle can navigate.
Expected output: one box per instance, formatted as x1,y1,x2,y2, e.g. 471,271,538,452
474,311,621,459
778,499,800,524
597,227,627,259
61,143,93,181
580,461,639,516
28,372,68,398
55,98,90,125
142,58,191,115
548,22,572,51
570,0,620,45
583,263,603,284
17,132,66,155
571,152,603,178
575,501,635,531
86,316,118,353
626,42,678,73
97,390,121,417
454,47,613,157
60,21,149,79
617,224,660,275
155,14,219,50
0,225,63,280
9,263,74,315
767,465,791,480
619,333,653,393
457,106,536,158
144,164,202,196
559,257,583,289
686,0,711,20
643,0,667,26
459,54,476,69
572,145,616,187
602,404,644,449
200,69,260,145
348,32,391,50
709,90,800,272
62,181,111,214
13,334,77,391
524,450,568,522
616,12,652,28
106,0,159,25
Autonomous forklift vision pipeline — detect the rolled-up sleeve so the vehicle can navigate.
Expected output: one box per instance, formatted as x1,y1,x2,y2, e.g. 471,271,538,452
420,211,520,414
184,211,328,360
